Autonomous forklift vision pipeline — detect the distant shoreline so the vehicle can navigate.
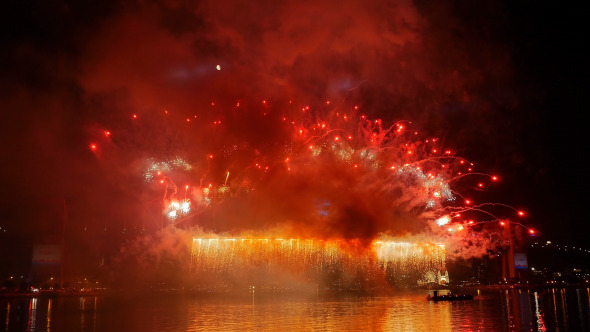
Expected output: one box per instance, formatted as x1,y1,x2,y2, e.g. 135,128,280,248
2,283,589,299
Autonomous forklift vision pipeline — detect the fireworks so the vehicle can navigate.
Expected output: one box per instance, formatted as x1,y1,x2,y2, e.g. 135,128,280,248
166,199,191,220
191,238,447,288
143,157,192,183
92,98,530,265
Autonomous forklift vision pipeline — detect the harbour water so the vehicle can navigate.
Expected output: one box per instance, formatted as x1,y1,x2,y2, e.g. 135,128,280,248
2,288,589,331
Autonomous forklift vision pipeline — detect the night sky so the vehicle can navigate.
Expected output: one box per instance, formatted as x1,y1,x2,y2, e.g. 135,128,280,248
0,0,586,277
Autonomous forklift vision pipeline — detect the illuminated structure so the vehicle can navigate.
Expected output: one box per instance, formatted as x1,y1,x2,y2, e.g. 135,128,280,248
191,238,447,289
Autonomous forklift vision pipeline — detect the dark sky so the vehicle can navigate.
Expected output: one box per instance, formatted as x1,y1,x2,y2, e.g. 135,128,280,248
0,0,587,276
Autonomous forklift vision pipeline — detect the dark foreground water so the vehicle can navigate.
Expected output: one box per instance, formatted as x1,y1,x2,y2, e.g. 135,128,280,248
2,288,589,331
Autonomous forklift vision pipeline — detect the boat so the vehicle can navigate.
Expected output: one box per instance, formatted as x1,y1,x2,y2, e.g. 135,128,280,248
427,289,474,301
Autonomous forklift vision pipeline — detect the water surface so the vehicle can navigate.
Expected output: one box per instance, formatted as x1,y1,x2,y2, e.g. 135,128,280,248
2,288,589,331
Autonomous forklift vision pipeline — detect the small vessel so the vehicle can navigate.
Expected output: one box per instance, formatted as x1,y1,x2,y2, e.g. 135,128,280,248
427,289,474,301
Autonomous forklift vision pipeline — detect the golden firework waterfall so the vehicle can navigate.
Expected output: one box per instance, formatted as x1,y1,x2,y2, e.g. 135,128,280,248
190,238,447,289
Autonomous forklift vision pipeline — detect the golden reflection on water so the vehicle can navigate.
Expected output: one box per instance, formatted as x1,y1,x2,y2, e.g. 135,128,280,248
4,303,9,332
382,295,452,331
551,288,558,327
185,293,459,331
560,288,568,330
46,299,51,332
80,297,85,328
94,296,98,331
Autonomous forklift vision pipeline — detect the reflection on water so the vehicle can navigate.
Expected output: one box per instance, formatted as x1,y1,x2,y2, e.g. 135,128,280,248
46,299,51,332
1,288,589,331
